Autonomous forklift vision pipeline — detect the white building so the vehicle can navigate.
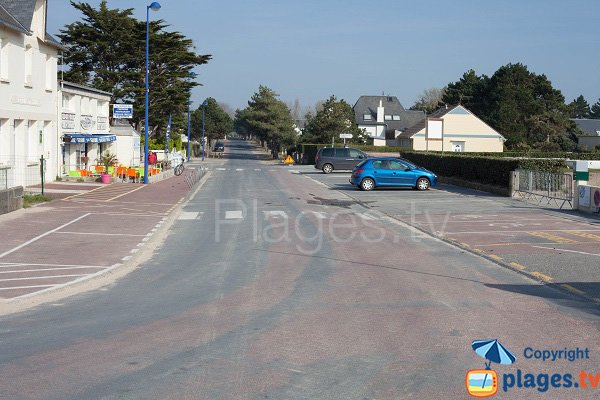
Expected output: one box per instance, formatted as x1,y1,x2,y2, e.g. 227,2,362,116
59,81,115,174
0,0,61,187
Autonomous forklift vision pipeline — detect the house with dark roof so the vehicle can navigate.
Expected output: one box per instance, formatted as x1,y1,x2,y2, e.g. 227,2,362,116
0,0,63,187
352,96,425,146
397,105,505,152
572,119,600,151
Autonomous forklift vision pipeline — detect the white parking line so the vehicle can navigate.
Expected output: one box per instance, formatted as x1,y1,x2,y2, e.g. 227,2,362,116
0,262,105,268
264,211,287,218
0,284,54,291
225,210,244,219
0,213,91,259
531,246,600,257
0,274,87,282
54,231,147,237
0,266,105,274
178,211,199,220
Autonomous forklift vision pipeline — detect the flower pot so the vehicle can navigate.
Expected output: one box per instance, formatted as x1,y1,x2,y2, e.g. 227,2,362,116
101,173,111,184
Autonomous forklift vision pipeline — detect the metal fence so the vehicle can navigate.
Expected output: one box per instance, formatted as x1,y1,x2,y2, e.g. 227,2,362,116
512,169,573,209
0,156,44,192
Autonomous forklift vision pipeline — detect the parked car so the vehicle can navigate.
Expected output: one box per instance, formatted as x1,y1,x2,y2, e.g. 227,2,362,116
213,142,224,152
314,147,369,173
349,157,437,191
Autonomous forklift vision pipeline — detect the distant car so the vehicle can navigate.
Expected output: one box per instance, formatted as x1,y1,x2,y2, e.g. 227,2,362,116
314,147,369,173
213,142,224,152
349,157,437,191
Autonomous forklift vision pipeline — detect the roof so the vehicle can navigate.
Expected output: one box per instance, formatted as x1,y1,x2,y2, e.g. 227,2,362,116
397,104,505,141
0,0,36,32
353,95,425,132
0,0,64,49
60,81,113,97
572,119,600,136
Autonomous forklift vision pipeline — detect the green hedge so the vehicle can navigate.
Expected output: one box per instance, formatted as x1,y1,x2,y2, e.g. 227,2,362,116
416,150,600,160
400,151,566,187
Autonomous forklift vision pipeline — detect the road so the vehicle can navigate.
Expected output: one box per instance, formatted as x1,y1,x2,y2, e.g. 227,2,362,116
0,140,599,399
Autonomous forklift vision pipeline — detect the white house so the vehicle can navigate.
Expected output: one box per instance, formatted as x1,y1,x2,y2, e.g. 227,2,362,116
0,0,61,187
397,105,505,152
58,81,115,174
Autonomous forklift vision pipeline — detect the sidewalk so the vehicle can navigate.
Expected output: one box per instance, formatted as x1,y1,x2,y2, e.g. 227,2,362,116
0,172,202,303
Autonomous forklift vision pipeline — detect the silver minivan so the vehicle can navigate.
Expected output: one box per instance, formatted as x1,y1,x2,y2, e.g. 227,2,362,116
314,147,369,174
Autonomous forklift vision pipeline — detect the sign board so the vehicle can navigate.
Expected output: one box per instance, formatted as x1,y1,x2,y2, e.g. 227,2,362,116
80,116,93,130
339,133,353,139
113,104,133,119
426,119,443,139
579,186,591,207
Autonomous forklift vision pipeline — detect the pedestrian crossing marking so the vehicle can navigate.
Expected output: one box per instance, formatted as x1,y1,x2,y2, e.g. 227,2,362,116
225,210,244,219
527,231,576,244
568,231,600,242
178,212,202,220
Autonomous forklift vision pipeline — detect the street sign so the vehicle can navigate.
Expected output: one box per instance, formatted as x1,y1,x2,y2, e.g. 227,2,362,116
339,133,353,139
112,104,133,119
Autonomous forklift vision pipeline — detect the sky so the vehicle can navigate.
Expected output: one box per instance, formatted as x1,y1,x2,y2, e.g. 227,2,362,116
47,0,600,113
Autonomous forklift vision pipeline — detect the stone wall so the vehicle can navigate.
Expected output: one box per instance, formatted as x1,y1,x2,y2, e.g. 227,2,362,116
0,186,24,215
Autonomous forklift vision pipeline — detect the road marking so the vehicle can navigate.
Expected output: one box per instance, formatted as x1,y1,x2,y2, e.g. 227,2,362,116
311,211,328,219
254,168,261,171
509,262,526,270
178,211,200,220
225,210,244,219
54,231,147,237
264,211,287,218
108,185,145,201
0,266,105,274
527,231,577,243
560,284,586,296
488,254,503,261
0,213,91,259
0,274,87,282
357,213,378,221
568,231,600,241
531,271,553,282
531,246,600,257
216,168,227,171
0,262,105,268
0,284,54,291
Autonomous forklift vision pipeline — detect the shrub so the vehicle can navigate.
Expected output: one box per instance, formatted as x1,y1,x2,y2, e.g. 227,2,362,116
400,151,565,187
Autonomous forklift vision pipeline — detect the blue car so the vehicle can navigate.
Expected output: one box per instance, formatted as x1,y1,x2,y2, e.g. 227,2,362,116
349,157,437,191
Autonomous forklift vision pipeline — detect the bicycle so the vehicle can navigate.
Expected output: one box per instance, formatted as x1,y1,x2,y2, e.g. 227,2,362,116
174,159,184,176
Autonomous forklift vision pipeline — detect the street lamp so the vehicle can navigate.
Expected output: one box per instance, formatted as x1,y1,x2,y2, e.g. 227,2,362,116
186,97,192,161
201,99,208,161
143,1,161,184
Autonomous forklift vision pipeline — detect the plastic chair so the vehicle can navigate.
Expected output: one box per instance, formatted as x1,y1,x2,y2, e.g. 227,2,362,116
127,168,139,183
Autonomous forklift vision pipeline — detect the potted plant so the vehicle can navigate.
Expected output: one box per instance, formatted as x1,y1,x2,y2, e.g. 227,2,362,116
98,151,118,184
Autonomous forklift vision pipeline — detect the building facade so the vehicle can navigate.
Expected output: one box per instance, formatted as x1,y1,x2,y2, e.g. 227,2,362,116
397,105,505,152
58,81,115,174
0,0,61,188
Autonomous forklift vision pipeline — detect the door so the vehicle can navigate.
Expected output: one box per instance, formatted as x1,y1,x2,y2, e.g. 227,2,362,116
387,160,416,186
371,160,393,185
335,148,351,169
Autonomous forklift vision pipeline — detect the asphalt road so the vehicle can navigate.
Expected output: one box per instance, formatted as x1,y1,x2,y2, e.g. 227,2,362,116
0,141,599,400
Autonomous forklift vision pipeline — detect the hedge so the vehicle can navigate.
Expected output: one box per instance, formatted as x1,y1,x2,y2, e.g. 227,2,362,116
400,151,566,187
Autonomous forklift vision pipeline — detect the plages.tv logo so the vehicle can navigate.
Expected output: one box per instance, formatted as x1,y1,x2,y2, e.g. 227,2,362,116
466,339,516,398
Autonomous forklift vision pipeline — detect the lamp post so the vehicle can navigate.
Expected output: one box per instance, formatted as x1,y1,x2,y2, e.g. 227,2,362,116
201,99,208,161
186,97,192,161
143,1,161,184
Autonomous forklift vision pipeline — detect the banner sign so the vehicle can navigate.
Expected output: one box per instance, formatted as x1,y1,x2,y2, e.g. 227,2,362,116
112,104,133,119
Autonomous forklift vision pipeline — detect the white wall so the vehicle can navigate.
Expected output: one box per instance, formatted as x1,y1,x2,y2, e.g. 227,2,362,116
0,1,59,187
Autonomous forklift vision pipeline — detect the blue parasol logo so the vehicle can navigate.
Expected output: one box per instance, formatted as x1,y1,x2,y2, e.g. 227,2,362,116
466,339,516,398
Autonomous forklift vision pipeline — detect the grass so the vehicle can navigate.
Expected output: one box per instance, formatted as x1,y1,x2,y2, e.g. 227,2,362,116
23,194,51,208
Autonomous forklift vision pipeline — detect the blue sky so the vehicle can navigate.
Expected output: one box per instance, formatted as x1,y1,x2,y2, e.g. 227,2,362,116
47,0,600,112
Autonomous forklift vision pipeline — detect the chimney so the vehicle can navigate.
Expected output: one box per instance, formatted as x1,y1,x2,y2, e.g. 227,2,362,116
377,99,384,123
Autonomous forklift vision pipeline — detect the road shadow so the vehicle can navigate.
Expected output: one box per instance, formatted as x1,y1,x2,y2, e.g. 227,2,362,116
485,282,600,316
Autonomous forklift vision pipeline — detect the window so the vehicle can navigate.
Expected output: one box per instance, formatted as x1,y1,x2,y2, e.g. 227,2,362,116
363,114,372,121
0,37,8,81
349,149,363,158
320,148,335,157
336,148,350,158
24,45,33,87
384,115,392,121
45,54,53,91
388,160,409,170
62,94,71,109
392,115,401,121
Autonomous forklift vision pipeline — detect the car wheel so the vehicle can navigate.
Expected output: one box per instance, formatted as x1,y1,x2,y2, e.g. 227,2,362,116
360,177,375,191
416,177,431,191
322,163,333,174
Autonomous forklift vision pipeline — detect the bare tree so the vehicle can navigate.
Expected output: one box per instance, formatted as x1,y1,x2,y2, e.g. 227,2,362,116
411,87,447,114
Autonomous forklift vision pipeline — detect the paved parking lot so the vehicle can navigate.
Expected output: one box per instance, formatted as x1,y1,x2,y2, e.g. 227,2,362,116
294,164,600,302
0,171,198,301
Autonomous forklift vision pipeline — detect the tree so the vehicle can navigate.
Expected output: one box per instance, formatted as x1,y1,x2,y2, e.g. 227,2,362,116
411,87,446,114
442,69,490,117
568,95,590,118
59,1,211,136
239,86,296,157
301,95,366,144
190,98,233,144
590,98,600,119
